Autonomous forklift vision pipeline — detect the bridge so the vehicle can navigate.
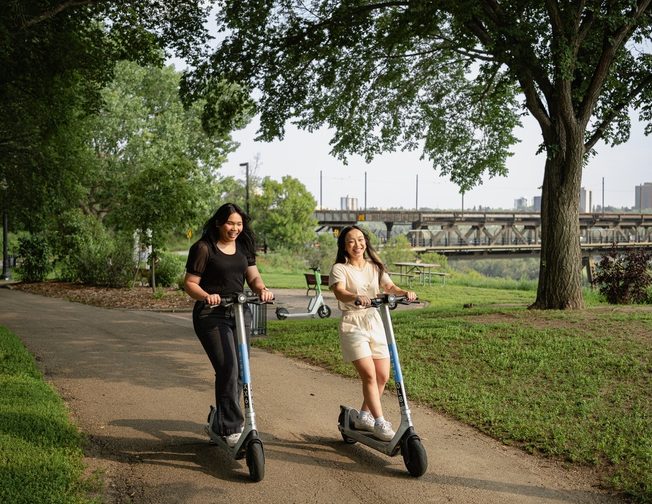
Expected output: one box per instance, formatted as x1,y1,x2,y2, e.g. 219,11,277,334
314,209,652,259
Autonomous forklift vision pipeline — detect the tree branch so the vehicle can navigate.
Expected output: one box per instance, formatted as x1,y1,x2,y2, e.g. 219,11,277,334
21,0,98,28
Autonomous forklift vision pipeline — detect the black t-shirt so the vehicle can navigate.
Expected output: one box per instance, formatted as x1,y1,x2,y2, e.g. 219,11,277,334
185,239,255,295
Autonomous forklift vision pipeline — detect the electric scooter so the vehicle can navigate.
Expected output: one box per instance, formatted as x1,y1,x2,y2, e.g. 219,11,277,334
275,267,332,320
205,292,268,482
337,294,428,477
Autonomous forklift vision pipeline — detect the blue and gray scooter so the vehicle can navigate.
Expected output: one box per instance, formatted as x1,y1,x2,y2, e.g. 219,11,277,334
205,292,267,482
337,294,428,477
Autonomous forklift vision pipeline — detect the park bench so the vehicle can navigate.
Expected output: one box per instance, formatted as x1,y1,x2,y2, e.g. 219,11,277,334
388,271,417,286
304,272,330,295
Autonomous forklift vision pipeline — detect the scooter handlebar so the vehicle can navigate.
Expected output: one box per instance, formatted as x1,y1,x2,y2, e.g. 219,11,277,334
209,292,274,308
354,294,419,307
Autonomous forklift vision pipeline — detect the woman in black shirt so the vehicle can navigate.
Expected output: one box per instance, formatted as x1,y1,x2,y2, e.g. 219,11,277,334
184,202,273,447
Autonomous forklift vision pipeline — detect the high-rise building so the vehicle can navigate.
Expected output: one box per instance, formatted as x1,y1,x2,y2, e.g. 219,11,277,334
635,182,652,210
340,196,358,210
579,187,592,213
514,197,528,211
533,195,541,212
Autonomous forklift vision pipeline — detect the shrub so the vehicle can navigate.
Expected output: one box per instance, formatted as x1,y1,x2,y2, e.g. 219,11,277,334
16,233,52,282
380,234,417,267
151,251,185,287
56,213,136,287
593,248,652,304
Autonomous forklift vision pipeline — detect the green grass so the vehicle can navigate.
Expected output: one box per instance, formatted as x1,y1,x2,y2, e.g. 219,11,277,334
256,287,652,503
0,327,98,504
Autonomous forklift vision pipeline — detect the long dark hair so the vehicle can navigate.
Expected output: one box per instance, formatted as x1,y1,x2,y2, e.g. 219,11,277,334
335,225,386,275
201,203,256,259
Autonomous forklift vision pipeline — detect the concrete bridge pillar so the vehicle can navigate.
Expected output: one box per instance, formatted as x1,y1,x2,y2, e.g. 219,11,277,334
385,221,394,241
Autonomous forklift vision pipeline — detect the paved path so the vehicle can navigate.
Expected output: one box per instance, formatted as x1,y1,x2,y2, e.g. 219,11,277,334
0,287,621,504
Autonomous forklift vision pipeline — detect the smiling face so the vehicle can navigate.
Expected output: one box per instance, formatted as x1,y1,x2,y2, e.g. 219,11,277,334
218,212,243,243
344,228,367,262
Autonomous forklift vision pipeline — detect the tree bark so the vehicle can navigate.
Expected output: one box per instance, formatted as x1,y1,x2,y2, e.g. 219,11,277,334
531,127,585,309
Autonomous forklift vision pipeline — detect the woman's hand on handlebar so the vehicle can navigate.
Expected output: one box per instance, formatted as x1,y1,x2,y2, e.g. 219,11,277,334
404,290,417,302
205,293,221,306
354,294,372,307
259,288,274,303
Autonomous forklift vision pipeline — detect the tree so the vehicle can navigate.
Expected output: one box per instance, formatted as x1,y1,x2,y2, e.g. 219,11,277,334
80,61,246,287
251,176,317,251
186,1,652,309
0,0,212,228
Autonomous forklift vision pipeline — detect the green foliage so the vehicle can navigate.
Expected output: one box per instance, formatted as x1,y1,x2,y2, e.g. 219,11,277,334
53,211,135,287
305,232,338,273
252,175,318,251
16,233,52,283
0,326,91,504
0,1,212,230
152,251,185,288
451,257,539,281
418,251,448,270
380,234,416,268
594,248,652,304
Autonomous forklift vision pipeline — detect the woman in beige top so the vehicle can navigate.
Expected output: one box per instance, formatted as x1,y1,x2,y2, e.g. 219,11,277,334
329,225,416,441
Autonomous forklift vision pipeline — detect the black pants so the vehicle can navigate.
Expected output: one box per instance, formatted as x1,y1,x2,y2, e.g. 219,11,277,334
192,301,251,436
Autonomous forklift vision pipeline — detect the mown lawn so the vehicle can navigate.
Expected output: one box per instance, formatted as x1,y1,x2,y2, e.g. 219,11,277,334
0,326,98,504
256,282,652,502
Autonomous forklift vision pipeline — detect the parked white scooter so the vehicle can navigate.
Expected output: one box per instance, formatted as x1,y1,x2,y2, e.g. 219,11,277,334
275,267,332,319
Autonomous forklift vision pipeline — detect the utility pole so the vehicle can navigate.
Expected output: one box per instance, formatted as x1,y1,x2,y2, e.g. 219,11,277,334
415,173,419,210
240,162,249,214
319,170,323,209
602,177,605,214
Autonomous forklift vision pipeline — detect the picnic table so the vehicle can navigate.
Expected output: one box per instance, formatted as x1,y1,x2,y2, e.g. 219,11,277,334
392,261,448,286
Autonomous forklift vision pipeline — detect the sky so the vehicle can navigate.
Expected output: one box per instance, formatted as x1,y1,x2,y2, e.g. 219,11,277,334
218,113,650,212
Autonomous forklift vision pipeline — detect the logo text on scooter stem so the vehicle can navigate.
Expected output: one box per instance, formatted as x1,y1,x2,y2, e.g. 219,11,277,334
396,383,405,407
243,383,251,407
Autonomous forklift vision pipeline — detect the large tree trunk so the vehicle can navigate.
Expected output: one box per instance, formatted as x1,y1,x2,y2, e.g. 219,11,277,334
531,130,585,310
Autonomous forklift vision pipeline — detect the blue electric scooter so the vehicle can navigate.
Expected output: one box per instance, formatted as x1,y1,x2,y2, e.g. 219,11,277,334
337,294,428,477
205,292,268,482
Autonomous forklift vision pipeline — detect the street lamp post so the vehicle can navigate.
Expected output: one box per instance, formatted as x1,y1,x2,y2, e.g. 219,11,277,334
1,177,9,280
240,162,250,214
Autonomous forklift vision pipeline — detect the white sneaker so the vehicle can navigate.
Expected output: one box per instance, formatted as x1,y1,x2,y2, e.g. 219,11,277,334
353,410,375,431
373,419,395,441
225,431,242,448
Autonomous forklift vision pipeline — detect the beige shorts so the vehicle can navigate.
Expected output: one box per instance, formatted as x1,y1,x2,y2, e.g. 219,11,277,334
338,309,389,362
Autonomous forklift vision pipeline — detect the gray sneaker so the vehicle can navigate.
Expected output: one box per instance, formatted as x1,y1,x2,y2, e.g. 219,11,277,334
373,419,395,441
353,410,375,431
225,431,242,448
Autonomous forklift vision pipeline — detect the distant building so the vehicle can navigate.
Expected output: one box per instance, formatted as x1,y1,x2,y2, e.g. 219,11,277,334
635,182,652,210
514,197,528,211
340,195,358,210
533,195,541,212
579,187,592,213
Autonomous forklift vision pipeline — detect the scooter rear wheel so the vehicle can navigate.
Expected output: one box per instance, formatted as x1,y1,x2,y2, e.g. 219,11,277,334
246,439,265,482
275,307,289,320
401,435,428,477
317,305,332,318
337,410,357,444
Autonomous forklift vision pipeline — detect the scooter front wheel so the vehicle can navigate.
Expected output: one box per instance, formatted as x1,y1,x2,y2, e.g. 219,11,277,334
275,307,289,320
246,439,265,482
337,410,357,444
402,435,428,477
317,305,331,318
